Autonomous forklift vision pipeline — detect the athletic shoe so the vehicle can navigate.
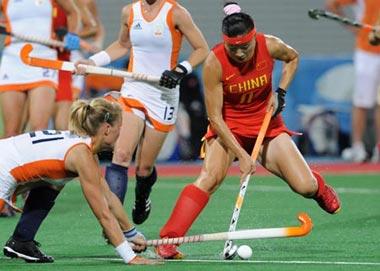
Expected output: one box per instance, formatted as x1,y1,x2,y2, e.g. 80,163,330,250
341,144,367,162
371,144,380,163
315,185,341,214
155,244,184,259
3,237,54,263
132,198,151,225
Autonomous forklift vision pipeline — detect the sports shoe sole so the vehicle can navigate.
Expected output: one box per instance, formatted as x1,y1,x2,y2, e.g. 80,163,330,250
3,246,53,263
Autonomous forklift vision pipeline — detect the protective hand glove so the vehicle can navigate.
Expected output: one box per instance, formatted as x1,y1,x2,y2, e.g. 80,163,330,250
273,87,286,117
159,63,189,89
64,32,80,51
123,227,146,253
369,28,380,46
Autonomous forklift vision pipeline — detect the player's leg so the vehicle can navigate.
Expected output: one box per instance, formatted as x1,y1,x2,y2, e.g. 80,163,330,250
4,185,62,263
106,111,145,203
28,86,56,130
157,137,235,259
54,70,73,130
132,125,167,224
343,50,378,162
261,133,340,214
0,91,27,137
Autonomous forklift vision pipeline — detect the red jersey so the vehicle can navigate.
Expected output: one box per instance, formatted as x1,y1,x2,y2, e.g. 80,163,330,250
205,33,292,139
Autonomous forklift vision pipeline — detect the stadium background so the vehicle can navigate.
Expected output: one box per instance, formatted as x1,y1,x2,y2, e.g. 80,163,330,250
0,1,380,270
0,0,369,160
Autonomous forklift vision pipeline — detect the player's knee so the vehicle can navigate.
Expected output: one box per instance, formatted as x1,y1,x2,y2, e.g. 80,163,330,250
113,148,133,164
135,165,154,177
195,172,223,194
296,176,318,198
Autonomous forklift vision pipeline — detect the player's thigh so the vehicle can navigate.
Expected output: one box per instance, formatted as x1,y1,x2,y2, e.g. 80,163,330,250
28,86,56,129
113,111,145,165
195,137,235,194
134,126,168,175
261,133,316,195
0,91,27,136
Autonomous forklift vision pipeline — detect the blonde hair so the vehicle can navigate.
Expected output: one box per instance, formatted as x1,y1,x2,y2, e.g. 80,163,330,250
69,98,122,136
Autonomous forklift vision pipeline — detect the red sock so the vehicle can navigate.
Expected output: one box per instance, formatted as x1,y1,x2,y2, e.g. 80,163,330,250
160,184,209,238
312,170,326,198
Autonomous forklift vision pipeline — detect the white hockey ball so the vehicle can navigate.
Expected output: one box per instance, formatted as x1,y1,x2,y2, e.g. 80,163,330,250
237,245,252,260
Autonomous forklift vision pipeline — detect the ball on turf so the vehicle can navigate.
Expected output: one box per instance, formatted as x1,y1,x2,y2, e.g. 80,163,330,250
237,245,252,260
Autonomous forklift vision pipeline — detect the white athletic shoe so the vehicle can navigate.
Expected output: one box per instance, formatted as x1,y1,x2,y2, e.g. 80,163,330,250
371,144,380,163
341,143,367,162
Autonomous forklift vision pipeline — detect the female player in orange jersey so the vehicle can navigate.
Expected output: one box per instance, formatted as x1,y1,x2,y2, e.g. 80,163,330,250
76,0,209,226
0,98,158,265
155,2,341,259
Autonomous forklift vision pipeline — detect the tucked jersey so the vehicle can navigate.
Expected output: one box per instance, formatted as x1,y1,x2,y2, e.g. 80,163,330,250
205,33,291,139
2,0,55,46
1,130,91,184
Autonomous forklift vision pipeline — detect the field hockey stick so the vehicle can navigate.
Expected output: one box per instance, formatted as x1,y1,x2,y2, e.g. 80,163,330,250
223,106,274,260
0,25,97,53
20,44,160,83
146,212,312,246
308,9,375,30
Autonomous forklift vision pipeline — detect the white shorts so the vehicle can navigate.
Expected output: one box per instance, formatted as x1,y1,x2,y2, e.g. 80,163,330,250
120,80,179,132
0,138,19,204
353,50,380,108
0,42,58,92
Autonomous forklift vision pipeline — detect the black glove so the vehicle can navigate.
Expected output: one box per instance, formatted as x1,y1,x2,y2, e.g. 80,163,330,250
273,87,286,117
159,63,188,89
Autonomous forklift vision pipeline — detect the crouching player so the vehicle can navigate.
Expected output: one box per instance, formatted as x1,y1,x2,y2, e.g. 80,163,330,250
0,98,158,265
155,2,341,259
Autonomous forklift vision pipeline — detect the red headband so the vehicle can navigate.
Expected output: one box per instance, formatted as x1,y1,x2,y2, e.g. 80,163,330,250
223,29,256,45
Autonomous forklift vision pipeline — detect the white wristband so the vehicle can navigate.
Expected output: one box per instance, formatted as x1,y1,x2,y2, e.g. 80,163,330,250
115,240,136,264
89,50,111,67
179,60,192,74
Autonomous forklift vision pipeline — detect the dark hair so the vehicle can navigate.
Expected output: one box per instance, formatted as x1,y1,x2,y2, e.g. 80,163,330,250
222,12,255,37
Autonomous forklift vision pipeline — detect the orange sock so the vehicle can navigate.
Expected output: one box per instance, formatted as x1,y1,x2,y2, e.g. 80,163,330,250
312,170,326,198
160,184,209,238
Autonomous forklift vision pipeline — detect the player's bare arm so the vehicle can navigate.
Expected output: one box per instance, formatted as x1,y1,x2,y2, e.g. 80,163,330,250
173,4,209,68
266,35,299,90
103,5,131,61
203,53,255,177
56,0,80,34
86,0,105,48
74,0,98,38
65,144,125,247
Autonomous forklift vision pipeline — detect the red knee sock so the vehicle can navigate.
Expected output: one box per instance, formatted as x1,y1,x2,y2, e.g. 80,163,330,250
312,170,326,198
160,184,209,238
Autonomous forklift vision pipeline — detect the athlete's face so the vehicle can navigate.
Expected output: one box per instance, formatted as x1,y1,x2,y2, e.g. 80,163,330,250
225,39,256,64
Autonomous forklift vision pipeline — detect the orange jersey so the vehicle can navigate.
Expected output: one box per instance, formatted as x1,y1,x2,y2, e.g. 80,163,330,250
205,33,291,139
0,130,91,184
335,0,380,53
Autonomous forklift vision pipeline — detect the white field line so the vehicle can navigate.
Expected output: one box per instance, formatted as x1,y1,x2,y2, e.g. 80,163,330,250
155,182,380,195
71,257,380,266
